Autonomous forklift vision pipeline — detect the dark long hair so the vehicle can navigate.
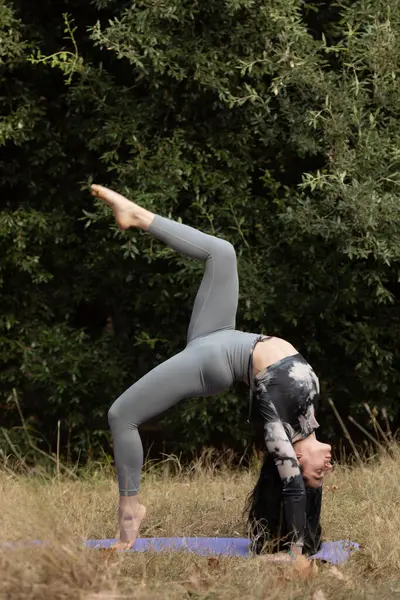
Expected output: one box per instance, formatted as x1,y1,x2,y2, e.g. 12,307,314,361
245,452,322,555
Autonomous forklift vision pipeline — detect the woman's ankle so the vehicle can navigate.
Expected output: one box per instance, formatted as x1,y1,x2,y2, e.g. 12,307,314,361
137,209,155,231
119,494,139,509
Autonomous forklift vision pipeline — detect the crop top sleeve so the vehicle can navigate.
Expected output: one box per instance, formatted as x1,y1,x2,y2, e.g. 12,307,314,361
259,394,306,548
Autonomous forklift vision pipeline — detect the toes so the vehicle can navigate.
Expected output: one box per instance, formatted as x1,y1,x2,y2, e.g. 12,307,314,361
112,541,134,551
91,184,106,198
122,542,134,551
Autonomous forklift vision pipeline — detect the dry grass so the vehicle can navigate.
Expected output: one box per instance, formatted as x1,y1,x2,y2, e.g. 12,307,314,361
1,449,400,600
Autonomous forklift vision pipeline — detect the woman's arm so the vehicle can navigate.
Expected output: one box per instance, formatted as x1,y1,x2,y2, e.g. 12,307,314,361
259,397,306,552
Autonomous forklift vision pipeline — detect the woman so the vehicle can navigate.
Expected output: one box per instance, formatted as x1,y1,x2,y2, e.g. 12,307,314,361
90,184,333,556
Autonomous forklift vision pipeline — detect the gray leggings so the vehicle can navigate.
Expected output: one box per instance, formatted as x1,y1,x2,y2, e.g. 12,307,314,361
108,215,241,496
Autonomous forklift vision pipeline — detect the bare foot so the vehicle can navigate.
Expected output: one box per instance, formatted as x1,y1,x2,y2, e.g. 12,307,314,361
112,503,147,551
91,184,154,230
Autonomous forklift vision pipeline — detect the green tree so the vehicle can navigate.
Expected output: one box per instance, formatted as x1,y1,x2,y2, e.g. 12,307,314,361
1,0,399,461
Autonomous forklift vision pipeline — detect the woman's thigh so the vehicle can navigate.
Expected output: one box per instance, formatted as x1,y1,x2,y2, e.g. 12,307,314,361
108,349,206,427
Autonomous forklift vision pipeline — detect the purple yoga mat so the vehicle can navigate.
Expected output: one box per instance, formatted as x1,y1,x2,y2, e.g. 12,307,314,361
85,537,359,565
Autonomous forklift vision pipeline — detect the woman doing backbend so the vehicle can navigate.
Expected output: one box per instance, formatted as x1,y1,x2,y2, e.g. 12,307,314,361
90,184,333,558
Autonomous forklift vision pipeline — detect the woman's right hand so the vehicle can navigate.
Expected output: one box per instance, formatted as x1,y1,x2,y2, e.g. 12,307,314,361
256,552,293,564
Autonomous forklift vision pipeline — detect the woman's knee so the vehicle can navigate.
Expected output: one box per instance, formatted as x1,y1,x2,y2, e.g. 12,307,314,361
107,399,136,431
212,238,236,261
108,393,142,432
107,401,121,430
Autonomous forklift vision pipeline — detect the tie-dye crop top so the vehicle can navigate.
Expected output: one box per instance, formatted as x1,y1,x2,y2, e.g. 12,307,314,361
253,353,320,548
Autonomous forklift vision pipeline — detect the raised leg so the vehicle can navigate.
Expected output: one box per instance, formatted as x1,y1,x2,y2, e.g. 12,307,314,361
147,216,239,342
91,184,239,343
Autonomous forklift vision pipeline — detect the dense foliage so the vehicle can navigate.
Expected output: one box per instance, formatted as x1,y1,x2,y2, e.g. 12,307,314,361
1,0,399,461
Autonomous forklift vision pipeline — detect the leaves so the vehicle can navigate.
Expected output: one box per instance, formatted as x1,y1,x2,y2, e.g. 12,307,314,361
0,0,399,459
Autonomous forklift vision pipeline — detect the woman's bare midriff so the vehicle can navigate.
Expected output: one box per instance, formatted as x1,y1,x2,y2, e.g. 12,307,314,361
252,337,298,376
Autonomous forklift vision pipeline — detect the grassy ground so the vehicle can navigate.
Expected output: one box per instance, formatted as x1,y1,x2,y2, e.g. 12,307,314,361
0,449,399,600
